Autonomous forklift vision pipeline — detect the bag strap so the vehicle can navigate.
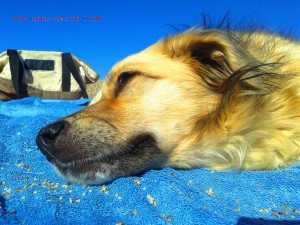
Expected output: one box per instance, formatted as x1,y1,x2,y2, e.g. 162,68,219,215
62,53,88,98
7,49,24,98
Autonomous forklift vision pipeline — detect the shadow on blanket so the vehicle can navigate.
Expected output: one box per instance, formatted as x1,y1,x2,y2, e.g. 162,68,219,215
0,97,299,225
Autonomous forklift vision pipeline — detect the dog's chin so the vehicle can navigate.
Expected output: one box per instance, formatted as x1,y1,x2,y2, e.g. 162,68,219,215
48,154,135,185
50,160,118,185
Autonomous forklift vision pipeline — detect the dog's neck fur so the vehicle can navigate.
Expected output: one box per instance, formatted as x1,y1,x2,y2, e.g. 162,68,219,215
167,31,300,171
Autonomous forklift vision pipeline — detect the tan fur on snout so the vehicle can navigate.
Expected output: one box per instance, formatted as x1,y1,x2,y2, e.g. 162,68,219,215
40,29,300,184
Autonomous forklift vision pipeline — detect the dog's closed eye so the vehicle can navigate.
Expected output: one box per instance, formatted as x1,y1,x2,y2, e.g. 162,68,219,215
115,71,139,97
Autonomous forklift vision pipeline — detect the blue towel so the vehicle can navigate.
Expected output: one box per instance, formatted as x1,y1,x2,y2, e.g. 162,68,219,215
0,97,299,225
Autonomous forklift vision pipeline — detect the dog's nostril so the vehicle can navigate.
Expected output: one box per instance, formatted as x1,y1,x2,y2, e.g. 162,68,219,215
41,121,66,144
36,121,68,158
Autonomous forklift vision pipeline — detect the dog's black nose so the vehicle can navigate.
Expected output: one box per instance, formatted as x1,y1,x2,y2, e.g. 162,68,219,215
36,121,67,160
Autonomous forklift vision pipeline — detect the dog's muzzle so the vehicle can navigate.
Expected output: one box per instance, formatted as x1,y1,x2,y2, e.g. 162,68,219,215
36,118,167,185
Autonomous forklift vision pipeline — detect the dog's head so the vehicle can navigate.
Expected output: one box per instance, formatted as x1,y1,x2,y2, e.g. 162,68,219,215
36,29,268,185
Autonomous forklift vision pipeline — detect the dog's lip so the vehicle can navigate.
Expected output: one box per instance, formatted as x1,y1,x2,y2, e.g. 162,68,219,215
36,135,56,162
42,135,156,169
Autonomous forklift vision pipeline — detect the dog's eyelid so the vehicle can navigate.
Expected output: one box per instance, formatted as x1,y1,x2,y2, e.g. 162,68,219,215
115,71,139,97
118,71,138,83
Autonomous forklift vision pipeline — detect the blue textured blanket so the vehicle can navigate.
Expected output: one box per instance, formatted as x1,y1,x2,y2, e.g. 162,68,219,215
0,97,299,225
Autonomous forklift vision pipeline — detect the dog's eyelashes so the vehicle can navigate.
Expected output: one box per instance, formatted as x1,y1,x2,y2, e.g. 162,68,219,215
115,72,138,97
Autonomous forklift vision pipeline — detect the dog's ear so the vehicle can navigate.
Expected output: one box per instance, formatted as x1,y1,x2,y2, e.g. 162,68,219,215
161,30,267,94
162,30,240,70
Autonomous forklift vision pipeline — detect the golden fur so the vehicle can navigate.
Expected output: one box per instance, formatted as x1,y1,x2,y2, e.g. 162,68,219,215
37,29,300,184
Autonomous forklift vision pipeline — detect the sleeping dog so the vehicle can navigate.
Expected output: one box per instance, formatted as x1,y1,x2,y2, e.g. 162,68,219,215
37,29,300,185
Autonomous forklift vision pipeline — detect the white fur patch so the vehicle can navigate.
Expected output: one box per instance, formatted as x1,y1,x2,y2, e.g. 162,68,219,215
51,163,113,185
90,90,103,105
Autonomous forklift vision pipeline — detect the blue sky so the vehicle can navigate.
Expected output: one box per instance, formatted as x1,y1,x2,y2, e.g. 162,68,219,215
1,0,300,79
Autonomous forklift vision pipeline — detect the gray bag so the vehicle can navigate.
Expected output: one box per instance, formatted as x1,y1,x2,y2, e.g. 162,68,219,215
0,49,100,101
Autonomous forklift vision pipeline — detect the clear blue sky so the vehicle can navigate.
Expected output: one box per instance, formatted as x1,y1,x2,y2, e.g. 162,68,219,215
1,0,300,79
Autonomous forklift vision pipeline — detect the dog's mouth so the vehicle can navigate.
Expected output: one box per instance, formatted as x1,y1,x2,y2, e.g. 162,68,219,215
37,129,166,185
38,134,155,167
